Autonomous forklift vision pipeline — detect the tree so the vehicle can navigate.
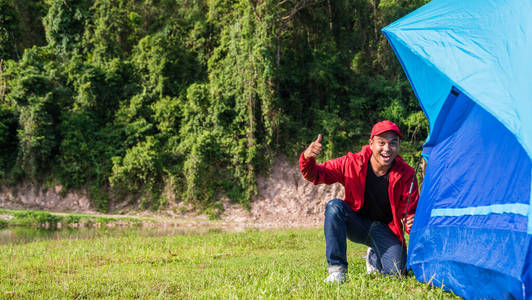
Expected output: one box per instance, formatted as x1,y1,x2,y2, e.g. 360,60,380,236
0,0,20,60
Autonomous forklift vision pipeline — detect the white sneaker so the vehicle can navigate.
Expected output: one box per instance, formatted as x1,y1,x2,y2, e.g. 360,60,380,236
323,271,346,284
365,248,378,274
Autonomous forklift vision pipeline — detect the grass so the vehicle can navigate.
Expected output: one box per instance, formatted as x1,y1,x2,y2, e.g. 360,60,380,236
0,227,459,299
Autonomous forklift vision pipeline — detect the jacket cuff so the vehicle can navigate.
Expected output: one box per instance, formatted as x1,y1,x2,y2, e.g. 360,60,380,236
299,151,317,182
299,151,314,164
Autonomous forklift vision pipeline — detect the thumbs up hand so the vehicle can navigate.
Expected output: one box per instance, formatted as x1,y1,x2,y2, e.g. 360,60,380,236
304,134,323,160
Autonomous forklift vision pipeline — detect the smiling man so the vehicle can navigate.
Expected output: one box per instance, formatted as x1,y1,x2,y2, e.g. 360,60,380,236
299,120,419,283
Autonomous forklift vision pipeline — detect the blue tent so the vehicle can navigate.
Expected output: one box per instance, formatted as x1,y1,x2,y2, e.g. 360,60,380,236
382,0,532,298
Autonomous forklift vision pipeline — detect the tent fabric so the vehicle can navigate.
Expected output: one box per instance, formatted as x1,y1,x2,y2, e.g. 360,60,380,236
407,89,531,299
382,0,532,298
383,0,532,158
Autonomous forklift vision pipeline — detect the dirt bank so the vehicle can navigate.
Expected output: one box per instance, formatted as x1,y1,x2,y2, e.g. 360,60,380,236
0,156,343,228
0,184,92,212
222,156,343,228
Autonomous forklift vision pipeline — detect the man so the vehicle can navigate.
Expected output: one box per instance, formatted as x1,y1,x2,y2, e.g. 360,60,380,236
299,120,419,283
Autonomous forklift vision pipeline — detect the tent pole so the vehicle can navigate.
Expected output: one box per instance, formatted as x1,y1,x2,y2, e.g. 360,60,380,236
400,154,423,276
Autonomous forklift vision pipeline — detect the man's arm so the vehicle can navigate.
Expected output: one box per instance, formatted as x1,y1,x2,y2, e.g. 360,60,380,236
299,134,346,185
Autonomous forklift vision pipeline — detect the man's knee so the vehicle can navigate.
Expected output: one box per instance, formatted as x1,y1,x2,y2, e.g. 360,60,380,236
325,199,344,217
381,260,404,276
379,248,405,276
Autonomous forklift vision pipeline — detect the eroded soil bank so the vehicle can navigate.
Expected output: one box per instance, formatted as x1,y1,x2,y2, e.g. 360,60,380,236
0,156,343,228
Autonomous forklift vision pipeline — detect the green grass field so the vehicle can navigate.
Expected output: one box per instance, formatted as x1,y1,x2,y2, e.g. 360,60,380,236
0,228,459,299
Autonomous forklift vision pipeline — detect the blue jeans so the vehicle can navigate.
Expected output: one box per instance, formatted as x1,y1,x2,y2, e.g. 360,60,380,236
324,199,405,275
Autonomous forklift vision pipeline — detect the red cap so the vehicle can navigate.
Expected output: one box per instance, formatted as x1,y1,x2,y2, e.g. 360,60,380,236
370,120,403,138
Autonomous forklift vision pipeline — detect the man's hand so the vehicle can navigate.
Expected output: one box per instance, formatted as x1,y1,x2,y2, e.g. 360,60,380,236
304,134,323,160
403,215,415,232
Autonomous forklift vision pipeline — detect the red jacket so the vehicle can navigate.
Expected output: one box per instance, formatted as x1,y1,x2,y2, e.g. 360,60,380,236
299,145,419,243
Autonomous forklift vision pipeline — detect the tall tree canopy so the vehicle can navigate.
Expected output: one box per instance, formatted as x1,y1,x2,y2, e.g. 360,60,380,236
0,0,428,212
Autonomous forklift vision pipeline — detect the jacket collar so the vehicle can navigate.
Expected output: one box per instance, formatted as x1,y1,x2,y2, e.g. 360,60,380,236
360,145,407,181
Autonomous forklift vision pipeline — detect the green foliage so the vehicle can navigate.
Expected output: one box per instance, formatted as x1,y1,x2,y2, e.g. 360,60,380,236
3,47,69,179
84,0,134,59
0,104,18,178
64,214,81,224
203,2,277,202
12,210,60,228
8,0,48,51
182,130,224,205
0,0,430,211
43,0,90,55
0,0,20,60
110,135,161,195
0,209,146,230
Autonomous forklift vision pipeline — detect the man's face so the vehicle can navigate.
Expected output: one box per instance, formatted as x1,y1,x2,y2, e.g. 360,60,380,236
369,131,400,167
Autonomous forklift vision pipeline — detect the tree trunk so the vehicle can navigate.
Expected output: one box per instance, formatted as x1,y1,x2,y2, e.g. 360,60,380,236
0,59,5,101
327,0,333,31
372,0,380,39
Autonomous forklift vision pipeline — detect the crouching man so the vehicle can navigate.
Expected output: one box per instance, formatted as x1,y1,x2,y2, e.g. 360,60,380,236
299,120,419,283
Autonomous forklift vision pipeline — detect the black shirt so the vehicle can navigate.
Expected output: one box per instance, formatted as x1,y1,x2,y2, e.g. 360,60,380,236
357,162,393,223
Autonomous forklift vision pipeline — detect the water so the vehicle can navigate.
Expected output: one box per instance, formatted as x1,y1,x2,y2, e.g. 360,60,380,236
0,226,105,245
0,225,229,245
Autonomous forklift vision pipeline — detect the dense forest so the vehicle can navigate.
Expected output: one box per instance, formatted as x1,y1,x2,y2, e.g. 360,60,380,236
0,0,428,213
